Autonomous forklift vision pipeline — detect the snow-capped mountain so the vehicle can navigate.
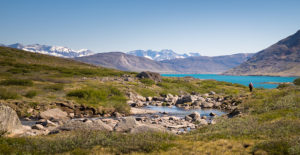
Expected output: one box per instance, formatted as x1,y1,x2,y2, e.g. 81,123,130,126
127,49,201,61
4,43,94,58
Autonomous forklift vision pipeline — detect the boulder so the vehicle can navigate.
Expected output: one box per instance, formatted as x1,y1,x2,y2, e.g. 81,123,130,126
188,112,201,121
0,104,24,134
146,97,153,101
198,97,206,102
40,108,69,122
209,112,217,116
130,107,157,114
32,124,45,130
197,119,208,125
128,92,146,102
184,116,193,121
192,101,202,106
203,93,209,97
114,117,138,132
113,112,122,117
214,102,222,108
201,102,214,108
60,119,113,131
131,101,144,107
209,91,216,95
136,71,162,82
176,95,197,104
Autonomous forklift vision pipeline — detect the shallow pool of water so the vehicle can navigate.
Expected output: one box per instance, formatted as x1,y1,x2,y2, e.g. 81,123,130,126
141,105,226,118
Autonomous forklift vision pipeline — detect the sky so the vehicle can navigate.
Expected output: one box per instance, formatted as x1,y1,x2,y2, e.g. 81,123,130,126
0,0,300,56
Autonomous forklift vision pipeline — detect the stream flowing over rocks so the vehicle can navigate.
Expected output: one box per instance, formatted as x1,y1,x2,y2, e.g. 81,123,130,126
1,91,244,137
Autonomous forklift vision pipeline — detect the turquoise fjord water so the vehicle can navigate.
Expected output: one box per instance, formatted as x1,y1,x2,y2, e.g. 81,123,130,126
161,74,297,89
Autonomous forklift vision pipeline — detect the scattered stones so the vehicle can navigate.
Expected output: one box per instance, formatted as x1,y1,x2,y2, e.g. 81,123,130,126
16,91,245,136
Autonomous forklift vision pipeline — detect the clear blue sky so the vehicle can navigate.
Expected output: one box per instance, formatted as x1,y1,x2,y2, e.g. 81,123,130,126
1,0,300,56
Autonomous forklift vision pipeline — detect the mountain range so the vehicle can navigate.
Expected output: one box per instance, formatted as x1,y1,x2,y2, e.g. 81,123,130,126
161,53,254,74
2,43,94,58
75,52,254,74
223,29,300,76
1,43,252,74
75,52,174,73
6,28,300,76
127,49,201,61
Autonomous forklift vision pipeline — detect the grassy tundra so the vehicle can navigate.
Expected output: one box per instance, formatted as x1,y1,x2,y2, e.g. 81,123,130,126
0,46,299,154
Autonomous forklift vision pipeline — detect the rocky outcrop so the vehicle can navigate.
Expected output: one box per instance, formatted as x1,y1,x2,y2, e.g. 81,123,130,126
0,104,24,134
136,71,162,82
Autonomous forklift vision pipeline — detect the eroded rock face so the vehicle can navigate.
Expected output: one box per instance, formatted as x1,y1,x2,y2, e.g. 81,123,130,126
0,104,23,134
40,108,69,121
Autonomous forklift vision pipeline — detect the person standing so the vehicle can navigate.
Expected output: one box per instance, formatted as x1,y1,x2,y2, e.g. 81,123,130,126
249,82,254,92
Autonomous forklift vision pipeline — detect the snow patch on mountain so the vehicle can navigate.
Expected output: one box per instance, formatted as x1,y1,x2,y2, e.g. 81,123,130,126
4,43,94,58
127,49,201,61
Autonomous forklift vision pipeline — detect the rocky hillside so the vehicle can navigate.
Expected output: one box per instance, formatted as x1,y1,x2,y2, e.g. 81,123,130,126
75,52,175,73
161,53,254,74
223,30,300,76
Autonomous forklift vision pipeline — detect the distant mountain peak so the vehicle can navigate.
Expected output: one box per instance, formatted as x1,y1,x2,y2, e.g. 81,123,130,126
4,43,94,58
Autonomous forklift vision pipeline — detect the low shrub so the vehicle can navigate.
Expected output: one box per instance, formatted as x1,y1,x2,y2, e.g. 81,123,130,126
277,83,290,89
0,79,33,86
139,78,155,86
24,90,37,98
293,77,300,86
6,68,30,74
67,86,129,114
44,83,64,91
0,88,18,99
0,131,176,154
252,140,290,155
